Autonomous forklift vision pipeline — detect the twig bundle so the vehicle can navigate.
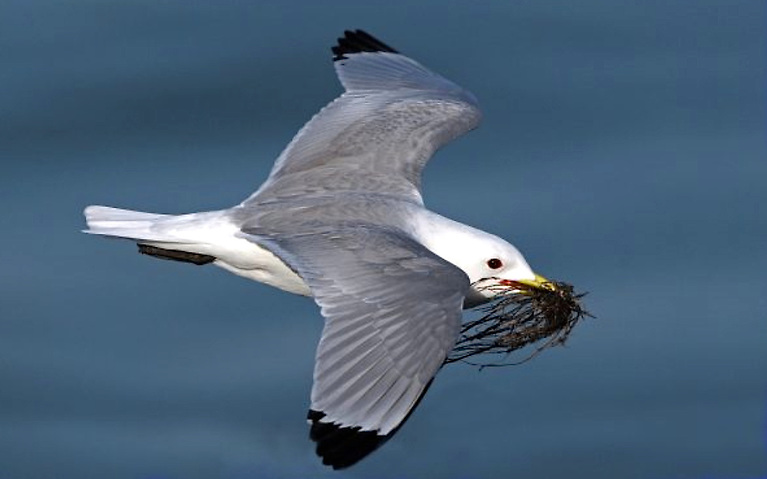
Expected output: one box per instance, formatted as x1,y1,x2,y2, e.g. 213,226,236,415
446,281,591,367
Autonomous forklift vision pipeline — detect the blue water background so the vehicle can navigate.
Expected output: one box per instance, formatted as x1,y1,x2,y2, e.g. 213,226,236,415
1,1,765,478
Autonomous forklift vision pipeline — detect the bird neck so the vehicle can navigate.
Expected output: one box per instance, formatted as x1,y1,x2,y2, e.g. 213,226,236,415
408,210,490,274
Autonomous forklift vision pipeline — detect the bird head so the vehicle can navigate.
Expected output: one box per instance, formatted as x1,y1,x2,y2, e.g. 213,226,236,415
448,234,553,309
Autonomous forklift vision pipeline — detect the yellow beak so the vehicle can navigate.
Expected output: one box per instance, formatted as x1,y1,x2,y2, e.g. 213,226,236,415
514,273,557,291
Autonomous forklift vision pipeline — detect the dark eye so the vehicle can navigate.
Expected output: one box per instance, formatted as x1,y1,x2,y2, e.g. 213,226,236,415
487,258,503,269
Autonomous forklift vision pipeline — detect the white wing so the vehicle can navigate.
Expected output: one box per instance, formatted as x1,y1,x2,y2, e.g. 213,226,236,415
244,225,468,469
244,30,482,206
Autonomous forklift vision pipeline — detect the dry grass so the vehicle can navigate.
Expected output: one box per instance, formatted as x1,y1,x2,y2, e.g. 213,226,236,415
446,281,591,368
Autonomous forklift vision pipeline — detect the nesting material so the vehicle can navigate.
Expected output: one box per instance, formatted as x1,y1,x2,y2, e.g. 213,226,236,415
447,280,591,367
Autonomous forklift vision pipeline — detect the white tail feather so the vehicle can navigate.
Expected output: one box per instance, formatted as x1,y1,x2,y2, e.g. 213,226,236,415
83,205,176,242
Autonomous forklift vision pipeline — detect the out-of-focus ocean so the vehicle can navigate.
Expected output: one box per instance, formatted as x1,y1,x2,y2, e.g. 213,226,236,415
1,1,765,478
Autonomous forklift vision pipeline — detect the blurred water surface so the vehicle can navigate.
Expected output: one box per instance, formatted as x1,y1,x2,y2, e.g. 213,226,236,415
1,1,765,478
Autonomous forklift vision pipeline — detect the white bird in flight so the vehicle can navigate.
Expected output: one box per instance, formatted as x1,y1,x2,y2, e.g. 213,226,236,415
83,29,551,468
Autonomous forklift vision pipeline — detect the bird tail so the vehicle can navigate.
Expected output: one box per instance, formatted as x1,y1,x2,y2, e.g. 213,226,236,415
82,205,224,265
83,205,174,242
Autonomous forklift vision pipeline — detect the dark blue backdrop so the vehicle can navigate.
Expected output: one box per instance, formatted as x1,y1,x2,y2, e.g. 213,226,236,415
1,1,765,478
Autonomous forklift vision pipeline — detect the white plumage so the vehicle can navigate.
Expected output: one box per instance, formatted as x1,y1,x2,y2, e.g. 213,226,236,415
83,30,543,469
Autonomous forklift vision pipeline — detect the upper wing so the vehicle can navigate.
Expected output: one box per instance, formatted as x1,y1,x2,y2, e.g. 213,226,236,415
244,30,482,206
242,225,468,469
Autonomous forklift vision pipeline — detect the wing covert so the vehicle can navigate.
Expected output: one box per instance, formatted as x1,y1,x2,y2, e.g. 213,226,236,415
244,30,482,206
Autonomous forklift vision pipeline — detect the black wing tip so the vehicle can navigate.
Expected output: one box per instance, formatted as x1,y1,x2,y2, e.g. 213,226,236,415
307,410,390,469
332,29,399,62
306,379,435,469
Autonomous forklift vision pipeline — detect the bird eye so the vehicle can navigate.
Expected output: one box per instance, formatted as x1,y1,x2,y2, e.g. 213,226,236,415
487,258,503,269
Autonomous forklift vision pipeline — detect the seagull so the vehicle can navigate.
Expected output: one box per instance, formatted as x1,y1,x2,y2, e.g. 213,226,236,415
83,29,551,469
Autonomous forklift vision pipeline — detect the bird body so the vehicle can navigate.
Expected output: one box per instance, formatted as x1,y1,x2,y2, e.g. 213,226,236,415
83,30,550,468
85,194,530,305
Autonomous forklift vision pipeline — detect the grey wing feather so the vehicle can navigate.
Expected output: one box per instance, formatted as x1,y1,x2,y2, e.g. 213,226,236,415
242,226,468,434
244,41,482,205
